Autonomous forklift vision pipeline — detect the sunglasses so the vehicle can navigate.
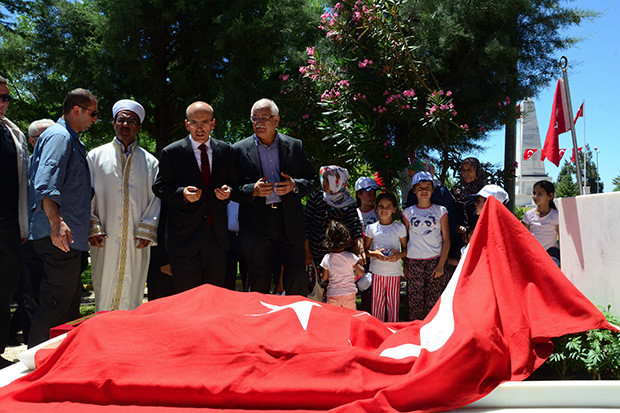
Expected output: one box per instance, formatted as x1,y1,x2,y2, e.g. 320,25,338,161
77,105,98,118
0,94,11,103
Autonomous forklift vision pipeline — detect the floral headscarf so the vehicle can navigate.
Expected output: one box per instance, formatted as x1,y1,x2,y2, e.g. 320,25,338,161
319,165,356,208
451,157,488,200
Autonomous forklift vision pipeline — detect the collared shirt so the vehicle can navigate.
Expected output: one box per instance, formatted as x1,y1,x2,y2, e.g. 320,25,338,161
189,136,212,173
113,137,137,155
254,134,280,204
29,118,92,251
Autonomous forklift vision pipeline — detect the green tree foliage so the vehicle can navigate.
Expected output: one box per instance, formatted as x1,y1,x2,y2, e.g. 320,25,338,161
279,0,596,191
612,174,620,192
556,161,579,198
0,0,322,152
555,144,603,197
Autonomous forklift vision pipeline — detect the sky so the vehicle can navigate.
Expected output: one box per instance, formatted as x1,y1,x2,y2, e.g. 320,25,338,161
464,0,620,192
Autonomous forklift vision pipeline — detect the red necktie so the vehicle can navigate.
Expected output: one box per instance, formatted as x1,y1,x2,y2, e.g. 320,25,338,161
198,143,212,226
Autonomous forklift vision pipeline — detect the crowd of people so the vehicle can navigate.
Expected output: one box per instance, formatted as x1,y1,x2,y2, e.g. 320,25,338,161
0,77,561,367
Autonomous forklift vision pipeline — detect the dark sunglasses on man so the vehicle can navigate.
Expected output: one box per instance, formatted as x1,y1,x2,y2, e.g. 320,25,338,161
0,94,11,103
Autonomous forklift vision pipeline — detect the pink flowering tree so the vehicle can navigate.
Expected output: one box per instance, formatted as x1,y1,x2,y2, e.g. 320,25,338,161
277,0,594,191
277,0,480,188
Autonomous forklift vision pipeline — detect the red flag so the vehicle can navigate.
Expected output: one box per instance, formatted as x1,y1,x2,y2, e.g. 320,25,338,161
0,198,615,412
373,171,384,187
571,146,583,163
573,101,584,124
558,148,567,161
541,79,571,166
523,148,537,160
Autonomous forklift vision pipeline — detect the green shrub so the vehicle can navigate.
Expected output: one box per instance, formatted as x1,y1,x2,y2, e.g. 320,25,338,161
543,307,620,380
514,205,529,222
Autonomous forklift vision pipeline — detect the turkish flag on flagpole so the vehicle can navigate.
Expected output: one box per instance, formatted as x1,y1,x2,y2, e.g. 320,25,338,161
574,101,584,124
0,199,615,412
541,79,571,166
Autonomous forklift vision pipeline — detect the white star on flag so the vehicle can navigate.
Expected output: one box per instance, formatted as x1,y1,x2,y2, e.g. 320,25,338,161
247,300,322,330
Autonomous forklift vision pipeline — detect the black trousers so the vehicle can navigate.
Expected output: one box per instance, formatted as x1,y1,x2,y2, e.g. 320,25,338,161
241,208,306,296
9,240,44,344
225,231,247,291
169,226,227,293
28,237,83,348
0,220,22,353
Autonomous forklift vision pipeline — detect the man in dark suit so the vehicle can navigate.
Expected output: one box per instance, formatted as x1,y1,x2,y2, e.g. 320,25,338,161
153,101,236,292
233,98,318,296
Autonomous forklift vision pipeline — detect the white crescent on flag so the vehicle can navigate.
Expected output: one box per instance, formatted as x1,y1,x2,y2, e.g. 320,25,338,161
523,148,537,160
558,148,567,160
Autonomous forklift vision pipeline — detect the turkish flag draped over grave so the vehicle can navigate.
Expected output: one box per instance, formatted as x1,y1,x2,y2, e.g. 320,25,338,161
0,198,616,412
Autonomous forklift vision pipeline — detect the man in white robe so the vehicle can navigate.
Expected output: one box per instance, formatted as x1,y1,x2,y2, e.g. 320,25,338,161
87,99,160,311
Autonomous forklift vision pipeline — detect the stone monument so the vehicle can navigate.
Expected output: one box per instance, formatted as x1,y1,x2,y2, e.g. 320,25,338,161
515,99,551,207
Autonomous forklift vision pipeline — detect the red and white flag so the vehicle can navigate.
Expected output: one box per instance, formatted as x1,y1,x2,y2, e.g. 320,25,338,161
571,146,583,163
0,198,615,412
541,79,571,166
558,148,567,161
523,148,537,160
574,101,584,125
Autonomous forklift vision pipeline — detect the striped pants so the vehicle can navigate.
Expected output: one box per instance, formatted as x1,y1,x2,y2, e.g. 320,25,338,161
404,257,450,321
371,274,400,322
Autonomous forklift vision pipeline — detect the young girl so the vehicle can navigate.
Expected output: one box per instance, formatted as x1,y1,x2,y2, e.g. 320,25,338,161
522,180,560,266
365,193,407,322
403,171,450,321
320,221,365,310
355,176,379,232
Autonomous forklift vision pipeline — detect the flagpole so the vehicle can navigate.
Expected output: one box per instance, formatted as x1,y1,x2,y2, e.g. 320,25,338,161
583,100,587,191
559,57,584,195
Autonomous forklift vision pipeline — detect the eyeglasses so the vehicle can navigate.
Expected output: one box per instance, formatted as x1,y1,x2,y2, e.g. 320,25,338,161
187,120,213,128
0,94,11,103
250,115,276,124
77,105,98,118
115,116,139,126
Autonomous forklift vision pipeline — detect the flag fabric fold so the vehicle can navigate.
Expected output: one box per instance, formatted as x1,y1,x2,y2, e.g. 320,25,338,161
541,79,571,166
0,198,615,412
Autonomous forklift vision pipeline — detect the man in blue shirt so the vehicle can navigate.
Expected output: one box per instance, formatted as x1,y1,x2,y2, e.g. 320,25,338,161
28,88,98,347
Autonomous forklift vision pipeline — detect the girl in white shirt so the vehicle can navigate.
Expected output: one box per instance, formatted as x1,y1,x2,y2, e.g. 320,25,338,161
522,180,560,266
402,172,450,321
365,193,407,322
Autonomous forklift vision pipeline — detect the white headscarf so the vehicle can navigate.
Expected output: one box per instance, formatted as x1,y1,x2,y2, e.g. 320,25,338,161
320,166,355,208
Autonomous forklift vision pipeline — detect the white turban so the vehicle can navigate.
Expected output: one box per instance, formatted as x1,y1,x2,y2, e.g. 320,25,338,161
112,99,146,124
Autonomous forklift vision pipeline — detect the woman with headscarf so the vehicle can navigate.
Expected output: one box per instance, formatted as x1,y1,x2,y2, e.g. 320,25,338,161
451,157,487,238
305,166,365,273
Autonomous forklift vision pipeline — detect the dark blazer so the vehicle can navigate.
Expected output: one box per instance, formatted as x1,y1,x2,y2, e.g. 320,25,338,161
232,133,317,242
153,136,237,255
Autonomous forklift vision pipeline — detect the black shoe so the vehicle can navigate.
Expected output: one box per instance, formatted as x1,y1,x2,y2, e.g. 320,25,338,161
0,356,16,369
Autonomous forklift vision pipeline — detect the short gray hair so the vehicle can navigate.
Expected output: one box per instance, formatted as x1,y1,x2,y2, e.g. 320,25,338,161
28,119,55,137
251,98,279,116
